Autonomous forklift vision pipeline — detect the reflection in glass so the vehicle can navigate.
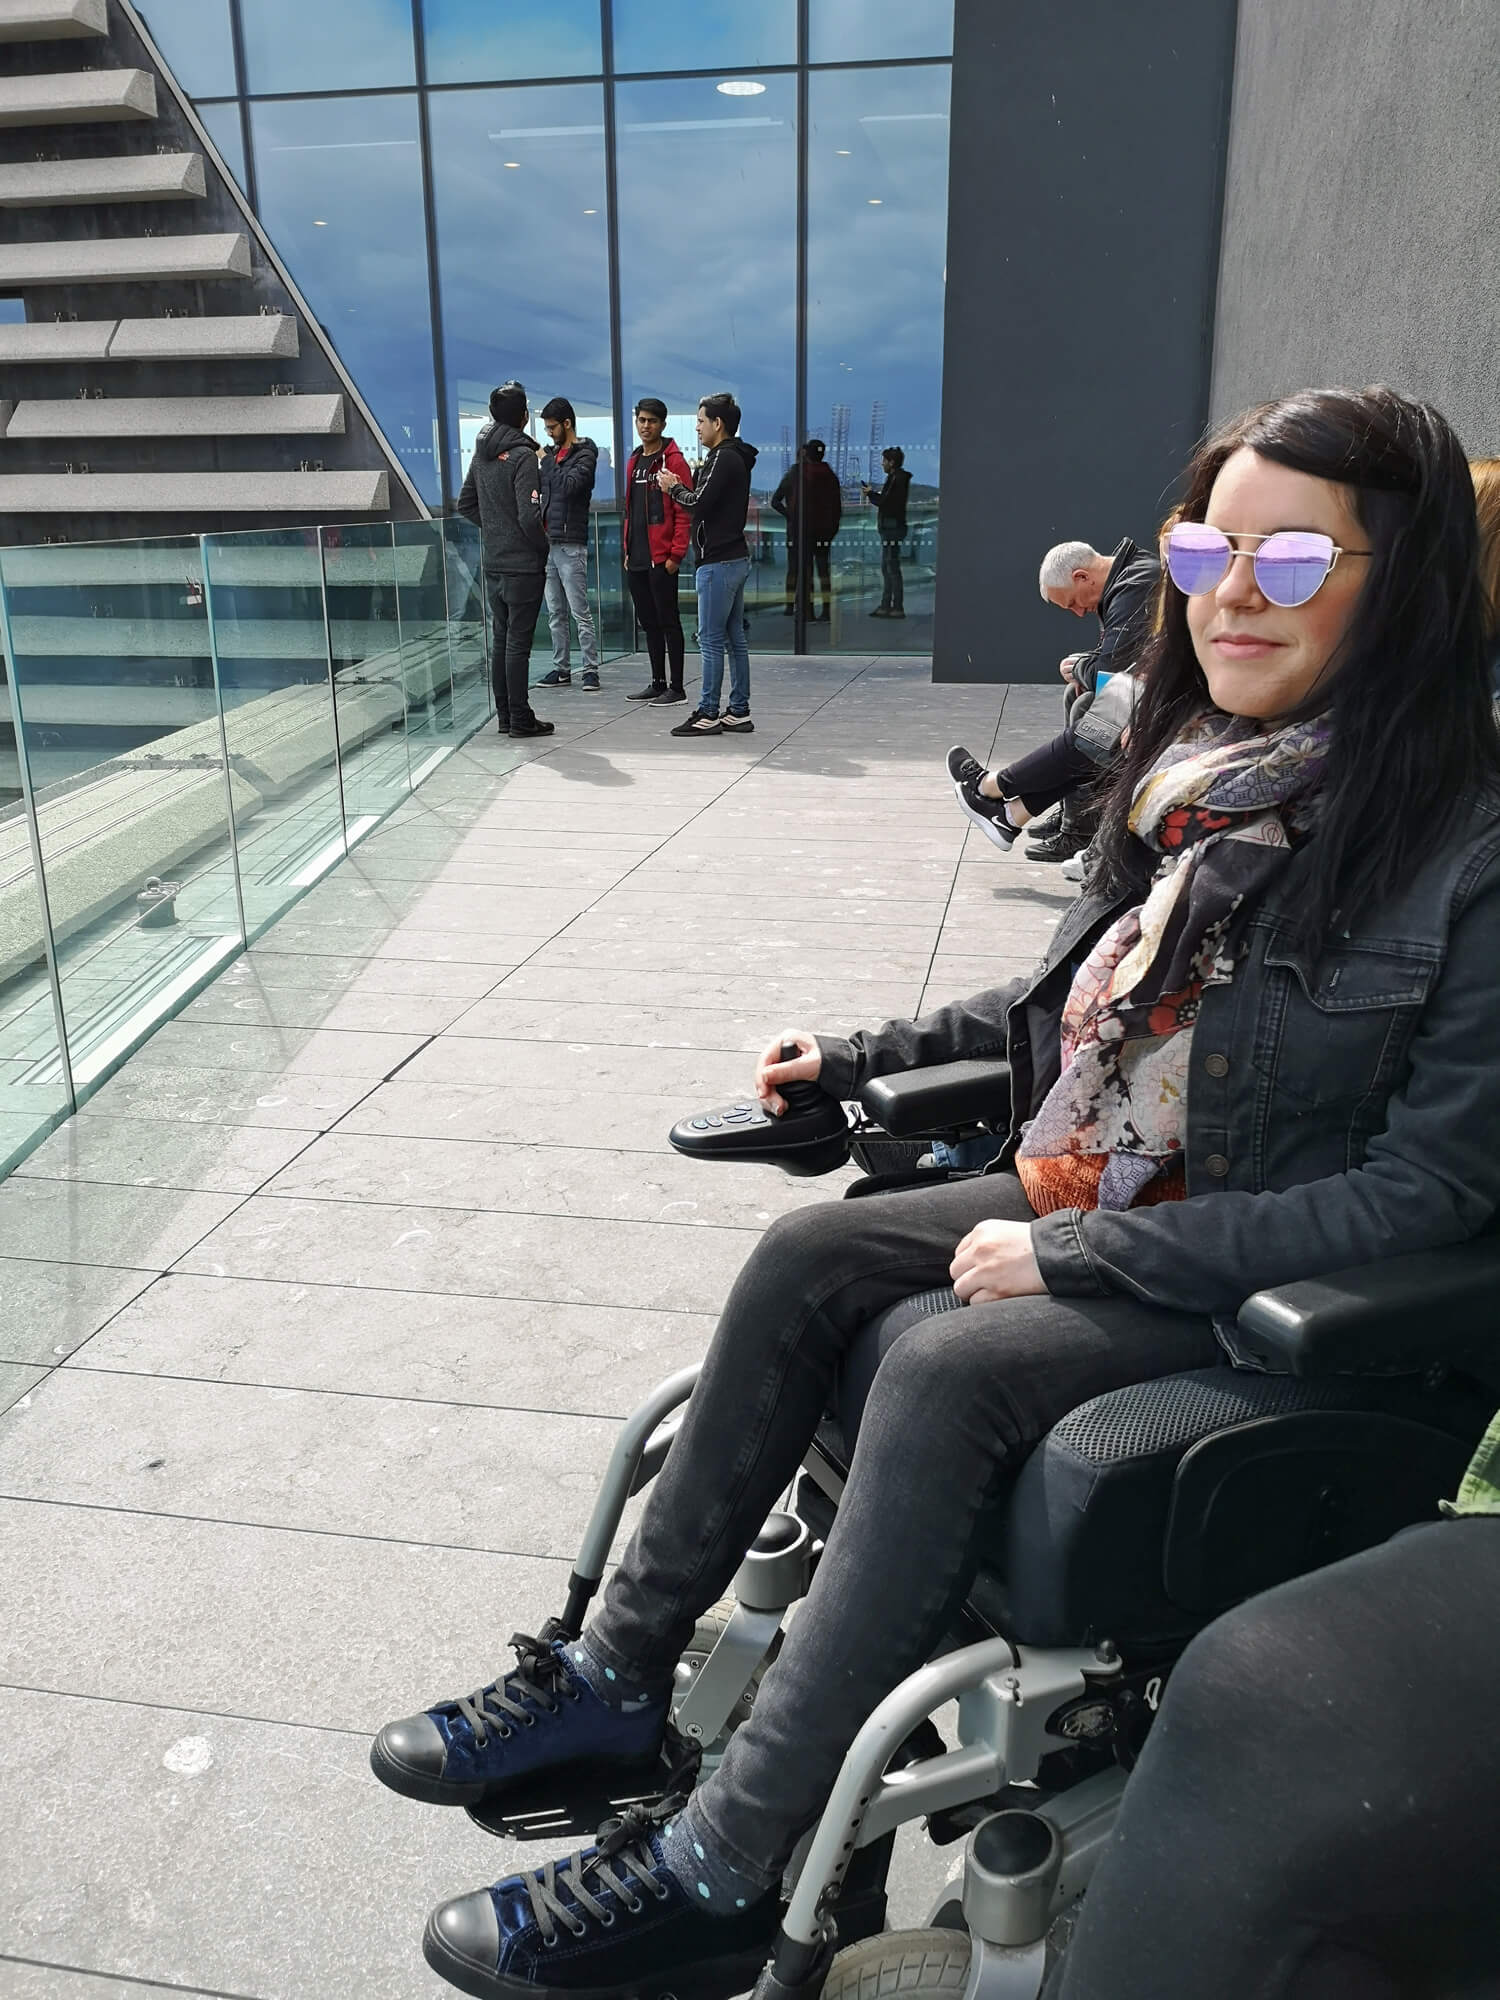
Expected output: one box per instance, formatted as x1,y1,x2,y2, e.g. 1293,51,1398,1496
616,73,795,645
239,0,416,92
136,0,238,95
0,539,243,1104
422,0,601,84
441,517,492,731
322,525,411,833
429,84,611,499
805,64,949,652
396,519,485,767
195,101,247,192
612,0,795,74
249,94,441,504
202,527,347,941
809,0,954,64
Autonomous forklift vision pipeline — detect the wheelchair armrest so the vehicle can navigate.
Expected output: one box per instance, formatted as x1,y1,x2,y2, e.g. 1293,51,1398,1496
1234,1239,1500,1378
857,1058,1012,1139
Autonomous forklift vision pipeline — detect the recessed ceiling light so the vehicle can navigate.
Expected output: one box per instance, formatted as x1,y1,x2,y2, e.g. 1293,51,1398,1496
716,78,766,96
867,198,883,205
312,218,327,226
583,207,597,214
836,148,851,155
504,160,521,168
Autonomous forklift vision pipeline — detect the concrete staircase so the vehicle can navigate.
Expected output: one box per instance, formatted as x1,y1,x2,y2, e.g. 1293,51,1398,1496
0,0,428,544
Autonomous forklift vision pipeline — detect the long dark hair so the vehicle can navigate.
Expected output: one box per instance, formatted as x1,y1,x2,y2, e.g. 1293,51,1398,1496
1097,385,1500,942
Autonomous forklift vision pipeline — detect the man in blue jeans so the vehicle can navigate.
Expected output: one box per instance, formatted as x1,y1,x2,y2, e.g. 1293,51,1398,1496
656,392,758,737
537,397,602,691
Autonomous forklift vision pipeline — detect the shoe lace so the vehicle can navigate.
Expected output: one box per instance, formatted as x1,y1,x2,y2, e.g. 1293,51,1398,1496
451,1629,577,1748
523,1746,701,1946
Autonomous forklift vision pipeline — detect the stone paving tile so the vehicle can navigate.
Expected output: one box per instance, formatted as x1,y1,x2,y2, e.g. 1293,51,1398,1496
333,1077,722,1151
443,995,877,1049
175,984,481,1036
12,1118,316,1195
121,1023,429,1081
0,1258,155,1366
68,1275,716,1416
0,1968,236,2000
178,1196,753,1313
490,964,924,1014
394,1037,752,1096
264,1132,845,1229
0,1499,564,1731
0,1370,623,1558
77,1066,375,1132
0,1686,529,2000
0,1181,243,1272
519,935,936,981
0,1364,46,1416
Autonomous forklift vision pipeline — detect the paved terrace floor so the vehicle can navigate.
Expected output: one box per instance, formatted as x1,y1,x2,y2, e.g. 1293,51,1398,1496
0,657,1067,2000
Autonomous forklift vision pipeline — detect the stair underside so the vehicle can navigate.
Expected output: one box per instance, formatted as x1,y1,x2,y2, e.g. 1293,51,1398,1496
4,394,346,437
0,469,390,511
0,151,205,204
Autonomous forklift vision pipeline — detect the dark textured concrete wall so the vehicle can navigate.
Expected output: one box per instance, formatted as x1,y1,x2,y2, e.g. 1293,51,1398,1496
1212,0,1500,454
933,0,1238,683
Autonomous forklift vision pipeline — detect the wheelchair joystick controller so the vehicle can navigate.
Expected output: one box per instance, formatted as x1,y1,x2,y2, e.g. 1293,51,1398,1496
668,1038,852,1178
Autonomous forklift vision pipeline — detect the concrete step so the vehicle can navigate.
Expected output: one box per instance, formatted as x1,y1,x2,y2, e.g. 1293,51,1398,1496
0,315,300,363
0,542,442,587
0,233,250,284
4,394,346,437
0,152,206,206
0,67,155,125
0,0,108,42
0,469,390,512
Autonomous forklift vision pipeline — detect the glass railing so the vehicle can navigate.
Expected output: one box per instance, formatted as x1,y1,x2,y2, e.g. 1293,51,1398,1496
0,510,629,1179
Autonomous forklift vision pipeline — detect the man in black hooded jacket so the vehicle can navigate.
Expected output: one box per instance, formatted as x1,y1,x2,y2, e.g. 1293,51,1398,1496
456,381,554,738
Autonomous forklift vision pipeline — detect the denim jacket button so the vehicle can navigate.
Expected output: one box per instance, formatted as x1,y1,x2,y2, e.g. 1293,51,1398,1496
1203,1053,1230,1078
1204,1153,1231,1178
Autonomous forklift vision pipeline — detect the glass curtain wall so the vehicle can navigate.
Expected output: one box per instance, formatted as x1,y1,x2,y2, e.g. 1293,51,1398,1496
156,0,953,657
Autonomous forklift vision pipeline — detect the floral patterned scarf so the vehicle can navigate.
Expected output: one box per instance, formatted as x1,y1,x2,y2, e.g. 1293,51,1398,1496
1016,712,1332,1211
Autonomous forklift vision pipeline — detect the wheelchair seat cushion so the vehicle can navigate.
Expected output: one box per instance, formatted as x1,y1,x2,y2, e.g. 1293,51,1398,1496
820,1289,1491,1654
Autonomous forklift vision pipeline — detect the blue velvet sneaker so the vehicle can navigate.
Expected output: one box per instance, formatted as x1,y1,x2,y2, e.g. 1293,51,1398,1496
370,1630,668,1808
423,1798,782,2000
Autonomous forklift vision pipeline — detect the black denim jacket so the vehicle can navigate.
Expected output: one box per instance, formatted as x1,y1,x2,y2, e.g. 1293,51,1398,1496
817,790,1500,1349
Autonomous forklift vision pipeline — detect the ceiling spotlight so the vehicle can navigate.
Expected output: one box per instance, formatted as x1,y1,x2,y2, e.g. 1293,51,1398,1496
867,198,883,205
716,78,766,96
583,207,597,214
504,160,521,168
836,148,851,155
312,217,327,226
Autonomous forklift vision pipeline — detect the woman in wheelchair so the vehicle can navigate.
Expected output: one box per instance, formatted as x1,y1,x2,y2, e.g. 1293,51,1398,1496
373,382,1500,2000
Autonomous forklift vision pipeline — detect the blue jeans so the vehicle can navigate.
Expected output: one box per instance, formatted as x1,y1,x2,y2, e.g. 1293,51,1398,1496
544,542,599,671
695,557,750,715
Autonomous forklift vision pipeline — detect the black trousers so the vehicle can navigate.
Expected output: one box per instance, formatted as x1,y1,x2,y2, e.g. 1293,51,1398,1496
1049,1517,1500,2000
487,569,546,723
997,729,1100,814
786,536,833,609
588,1173,1219,1885
627,563,685,690
879,536,904,611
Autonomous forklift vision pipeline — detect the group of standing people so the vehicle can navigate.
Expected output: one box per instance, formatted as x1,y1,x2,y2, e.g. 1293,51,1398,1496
457,380,916,739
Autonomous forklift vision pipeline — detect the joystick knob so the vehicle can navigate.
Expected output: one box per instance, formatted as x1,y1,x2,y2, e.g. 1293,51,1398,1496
776,1038,829,1118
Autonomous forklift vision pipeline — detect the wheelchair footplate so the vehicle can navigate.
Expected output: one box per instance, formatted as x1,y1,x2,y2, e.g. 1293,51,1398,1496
466,1725,701,1844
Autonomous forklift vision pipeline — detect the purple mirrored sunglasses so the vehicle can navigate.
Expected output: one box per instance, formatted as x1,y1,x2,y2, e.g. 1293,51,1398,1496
1163,523,1372,608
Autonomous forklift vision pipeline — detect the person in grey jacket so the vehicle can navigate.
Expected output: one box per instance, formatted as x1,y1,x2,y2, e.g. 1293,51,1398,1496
379,386,1500,2000
456,380,553,738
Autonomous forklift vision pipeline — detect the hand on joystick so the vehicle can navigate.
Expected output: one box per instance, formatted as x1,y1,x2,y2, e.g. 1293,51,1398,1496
755,1032,823,1118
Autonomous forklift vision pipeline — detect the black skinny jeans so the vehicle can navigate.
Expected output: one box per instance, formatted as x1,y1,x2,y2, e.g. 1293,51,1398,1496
628,563,685,690
1049,1517,1500,2000
588,1174,1219,1886
487,570,547,723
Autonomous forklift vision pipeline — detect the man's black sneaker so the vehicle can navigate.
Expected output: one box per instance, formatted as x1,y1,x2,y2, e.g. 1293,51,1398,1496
1026,825,1092,864
509,716,556,738
870,607,891,618
671,709,723,737
652,687,688,704
946,745,1018,850
629,682,667,700
539,670,571,688
720,710,754,732
884,608,906,618
1026,804,1063,842
581,672,601,692
423,1798,782,2000
371,1631,668,1808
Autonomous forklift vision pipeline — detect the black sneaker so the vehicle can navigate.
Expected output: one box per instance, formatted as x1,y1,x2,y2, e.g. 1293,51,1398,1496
423,1797,782,2000
653,687,688,705
671,709,723,737
629,682,668,701
1026,825,1091,864
946,745,1018,850
581,671,601,692
371,1631,668,1808
539,670,572,688
720,710,754,732
1025,804,1063,842
509,716,556,738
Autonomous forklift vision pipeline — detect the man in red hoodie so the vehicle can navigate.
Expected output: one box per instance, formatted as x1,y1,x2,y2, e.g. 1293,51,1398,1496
622,397,693,704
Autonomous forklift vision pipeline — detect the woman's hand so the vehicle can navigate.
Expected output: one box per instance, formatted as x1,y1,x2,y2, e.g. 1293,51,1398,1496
950,1219,1046,1305
755,1031,821,1115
